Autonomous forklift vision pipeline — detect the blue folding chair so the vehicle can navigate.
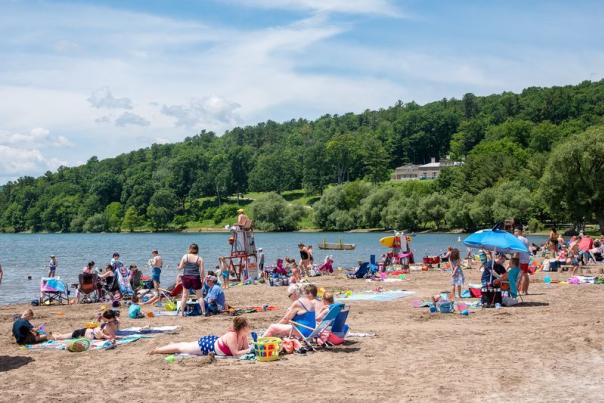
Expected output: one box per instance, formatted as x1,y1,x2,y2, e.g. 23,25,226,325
290,303,344,351
331,306,350,338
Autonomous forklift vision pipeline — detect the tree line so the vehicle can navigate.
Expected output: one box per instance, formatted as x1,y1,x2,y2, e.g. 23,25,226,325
1,79,604,233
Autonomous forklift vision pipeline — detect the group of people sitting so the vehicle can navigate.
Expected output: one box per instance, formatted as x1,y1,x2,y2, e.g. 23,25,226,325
480,253,524,299
544,230,604,273
150,283,337,358
12,308,121,346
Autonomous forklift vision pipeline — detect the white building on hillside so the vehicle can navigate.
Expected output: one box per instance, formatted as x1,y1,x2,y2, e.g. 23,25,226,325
392,157,463,181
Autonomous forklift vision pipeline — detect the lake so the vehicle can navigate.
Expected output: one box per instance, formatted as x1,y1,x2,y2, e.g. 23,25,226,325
0,232,547,304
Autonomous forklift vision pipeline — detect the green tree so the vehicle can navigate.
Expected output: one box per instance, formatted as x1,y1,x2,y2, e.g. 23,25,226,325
250,193,303,231
105,202,122,232
147,189,178,230
122,206,144,232
540,126,604,232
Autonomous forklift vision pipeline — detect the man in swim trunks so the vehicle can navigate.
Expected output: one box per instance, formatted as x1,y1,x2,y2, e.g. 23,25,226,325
150,250,162,290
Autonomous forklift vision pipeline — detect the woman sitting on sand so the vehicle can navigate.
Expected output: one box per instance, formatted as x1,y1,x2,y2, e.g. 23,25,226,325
54,310,119,341
263,284,322,339
150,317,252,357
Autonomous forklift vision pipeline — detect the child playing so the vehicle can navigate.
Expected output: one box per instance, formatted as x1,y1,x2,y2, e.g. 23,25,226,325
450,248,464,300
217,257,230,289
12,309,48,345
129,295,144,319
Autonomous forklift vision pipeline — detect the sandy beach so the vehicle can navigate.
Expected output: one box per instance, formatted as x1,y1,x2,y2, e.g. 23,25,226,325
2,268,604,402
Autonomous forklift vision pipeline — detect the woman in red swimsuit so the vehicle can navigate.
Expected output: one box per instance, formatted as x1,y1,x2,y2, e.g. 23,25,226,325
150,317,252,357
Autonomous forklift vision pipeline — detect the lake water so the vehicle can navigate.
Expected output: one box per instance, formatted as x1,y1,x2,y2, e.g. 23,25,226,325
0,232,546,304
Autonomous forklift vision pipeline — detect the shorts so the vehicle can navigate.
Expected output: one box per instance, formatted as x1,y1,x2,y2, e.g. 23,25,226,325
71,328,87,339
182,275,202,290
451,275,464,286
18,332,38,345
520,263,529,273
152,267,161,283
198,335,219,355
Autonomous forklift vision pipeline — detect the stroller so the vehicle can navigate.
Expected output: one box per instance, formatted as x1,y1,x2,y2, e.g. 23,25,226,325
77,272,99,303
40,277,69,305
116,266,134,298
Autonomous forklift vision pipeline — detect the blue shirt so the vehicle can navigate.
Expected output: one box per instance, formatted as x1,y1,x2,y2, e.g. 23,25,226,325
205,284,225,310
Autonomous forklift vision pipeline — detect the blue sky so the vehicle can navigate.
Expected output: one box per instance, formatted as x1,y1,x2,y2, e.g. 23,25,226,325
0,0,603,183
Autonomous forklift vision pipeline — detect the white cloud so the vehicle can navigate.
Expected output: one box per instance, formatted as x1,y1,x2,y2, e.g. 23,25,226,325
0,145,66,181
87,87,133,109
115,111,150,127
0,128,74,148
226,0,403,16
161,96,241,128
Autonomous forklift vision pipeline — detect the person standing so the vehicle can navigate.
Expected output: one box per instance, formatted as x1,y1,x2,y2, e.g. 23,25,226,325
111,252,123,270
48,255,58,278
150,250,163,290
450,248,464,300
0,260,3,285
177,243,206,316
257,248,265,280
514,228,530,295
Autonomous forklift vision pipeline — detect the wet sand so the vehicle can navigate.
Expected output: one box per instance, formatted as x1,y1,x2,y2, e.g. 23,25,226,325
1,268,604,402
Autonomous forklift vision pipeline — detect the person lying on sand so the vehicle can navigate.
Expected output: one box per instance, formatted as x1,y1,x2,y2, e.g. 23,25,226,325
263,284,322,339
150,317,252,357
12,309,49,345
54,310,119,342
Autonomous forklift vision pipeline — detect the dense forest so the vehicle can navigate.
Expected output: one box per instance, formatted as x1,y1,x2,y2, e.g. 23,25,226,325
2,79,604,233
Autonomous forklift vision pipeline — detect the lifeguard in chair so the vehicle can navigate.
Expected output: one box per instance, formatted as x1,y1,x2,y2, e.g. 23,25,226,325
231,209,256,256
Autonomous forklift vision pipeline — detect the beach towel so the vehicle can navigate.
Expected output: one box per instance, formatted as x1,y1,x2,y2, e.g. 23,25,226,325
22,335,145,351
336,290,414,302
116,326,180,336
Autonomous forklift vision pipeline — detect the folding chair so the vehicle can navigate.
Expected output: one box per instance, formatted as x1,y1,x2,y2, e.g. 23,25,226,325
290,303,344,351
40,277,69,305
77,273,99,303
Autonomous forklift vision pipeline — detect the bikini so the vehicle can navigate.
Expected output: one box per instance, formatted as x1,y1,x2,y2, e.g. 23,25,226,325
198,332,236,356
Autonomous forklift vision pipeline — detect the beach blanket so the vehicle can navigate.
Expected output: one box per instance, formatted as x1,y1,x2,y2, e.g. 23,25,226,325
366,278,405,283
336,290,414,302
22,335,145,351
116,326,180,336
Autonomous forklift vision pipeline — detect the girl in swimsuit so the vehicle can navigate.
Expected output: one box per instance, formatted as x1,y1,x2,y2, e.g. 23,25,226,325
150,317,252,357
53,310,119,341
263,284,323,338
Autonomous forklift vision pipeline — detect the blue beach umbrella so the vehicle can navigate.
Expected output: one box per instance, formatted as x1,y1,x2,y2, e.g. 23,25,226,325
463,229,529,254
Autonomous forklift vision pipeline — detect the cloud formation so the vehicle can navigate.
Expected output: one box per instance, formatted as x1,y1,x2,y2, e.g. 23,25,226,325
0,128,74,148
161,96,241,128
228,0,403,16
87,87,133,110
115,111,150,127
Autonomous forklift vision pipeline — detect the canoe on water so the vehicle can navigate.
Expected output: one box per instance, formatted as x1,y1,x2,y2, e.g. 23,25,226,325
318,240,356,250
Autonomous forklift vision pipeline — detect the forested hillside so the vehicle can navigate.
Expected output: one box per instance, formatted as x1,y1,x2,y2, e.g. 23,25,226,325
2,79,604,233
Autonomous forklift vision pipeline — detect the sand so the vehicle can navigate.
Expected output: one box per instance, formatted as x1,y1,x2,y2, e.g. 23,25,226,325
2,268,604,402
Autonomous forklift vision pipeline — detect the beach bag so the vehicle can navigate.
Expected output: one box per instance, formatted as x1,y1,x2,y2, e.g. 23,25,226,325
481,286,502,306
502,296,518,307
469,287,482,298
184,302,201,316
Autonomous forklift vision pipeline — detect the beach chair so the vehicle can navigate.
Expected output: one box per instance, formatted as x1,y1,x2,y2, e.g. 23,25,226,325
290,303,344,351
77,272,99,303
40,277,69,305
369,255,379,274
331,306,350,338
347,262,370,279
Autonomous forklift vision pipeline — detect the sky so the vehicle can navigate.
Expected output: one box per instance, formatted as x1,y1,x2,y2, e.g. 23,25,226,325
0,0,603,183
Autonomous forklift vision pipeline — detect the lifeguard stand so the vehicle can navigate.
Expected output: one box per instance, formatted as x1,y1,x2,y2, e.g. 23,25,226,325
226,228,257,281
